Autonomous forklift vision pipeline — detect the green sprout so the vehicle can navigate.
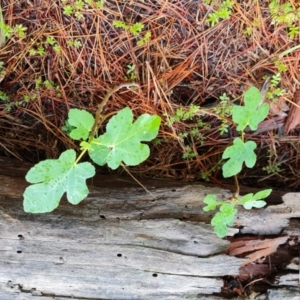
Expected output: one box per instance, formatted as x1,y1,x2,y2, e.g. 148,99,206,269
203,86,271,238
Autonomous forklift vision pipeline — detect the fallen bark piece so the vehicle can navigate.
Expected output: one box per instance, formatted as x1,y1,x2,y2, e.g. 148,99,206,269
227,236,288,265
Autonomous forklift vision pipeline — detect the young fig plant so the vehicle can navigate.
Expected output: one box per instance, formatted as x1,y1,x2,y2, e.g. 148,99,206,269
23,84,161,213
203,86,272,238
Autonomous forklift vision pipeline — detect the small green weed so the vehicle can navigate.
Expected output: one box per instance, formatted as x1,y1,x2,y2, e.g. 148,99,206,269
263,163,281,175
274,59,288,73
265,73,285,101
33,77,61,96
182,145,197,159
13,24,27,38
190,127,205,141
167,104,200,125
62,0,104,19
200,171,211,182
0,61,5,77
113,20,151,46
166,98,231,160
29,44,46,56
0,90,38,110
0,90,9,101
0,89,12,110
262,149,281,175
214,92,233,134
203,86,271,238
166,104,210,159
67,39,82,48
125,64,137,81
0,21,27,40
137,31,151,46
269,0,300,39
0,5,26,41
205,0,234,26
113,20,143,35
29,36,62,56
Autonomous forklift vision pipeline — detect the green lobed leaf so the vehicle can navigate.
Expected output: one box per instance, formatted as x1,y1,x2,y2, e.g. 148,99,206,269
238,189,272,205
222,138,257,177
232,86,269,132
203,194,223,211
23,149,95,213
67,108,95,140
243,200,266,210
219,203,237,226
88,107,161,169
211,203,237,238
214,222,229,239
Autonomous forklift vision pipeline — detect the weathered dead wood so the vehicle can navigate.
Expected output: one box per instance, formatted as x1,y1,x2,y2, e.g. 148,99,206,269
0,172,241,299
0,219,242,299
0,157,299,299
1,172,298,236
236,192,300,235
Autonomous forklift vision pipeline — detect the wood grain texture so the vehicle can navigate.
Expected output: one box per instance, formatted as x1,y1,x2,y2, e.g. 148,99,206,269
0,173,241,299
0,206,242,299
0,158,299,299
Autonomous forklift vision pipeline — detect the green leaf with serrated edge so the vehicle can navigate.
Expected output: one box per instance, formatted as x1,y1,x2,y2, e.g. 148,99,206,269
67,108,95,140
243,200,266,210
222,138,256,178
203,194,223,211
23,149,95,213
232,86,269,131
89,107,161,169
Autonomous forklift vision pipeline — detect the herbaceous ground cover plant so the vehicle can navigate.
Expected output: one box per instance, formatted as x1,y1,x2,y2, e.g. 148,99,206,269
23,84,161,213
203,86,272,238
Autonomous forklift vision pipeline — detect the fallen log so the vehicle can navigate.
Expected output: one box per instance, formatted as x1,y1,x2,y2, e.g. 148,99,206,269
0,157,299,299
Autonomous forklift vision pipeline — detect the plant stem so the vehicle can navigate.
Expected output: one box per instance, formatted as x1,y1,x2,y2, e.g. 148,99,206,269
75,148,87,164
233,174,240,198
89,83,140,141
